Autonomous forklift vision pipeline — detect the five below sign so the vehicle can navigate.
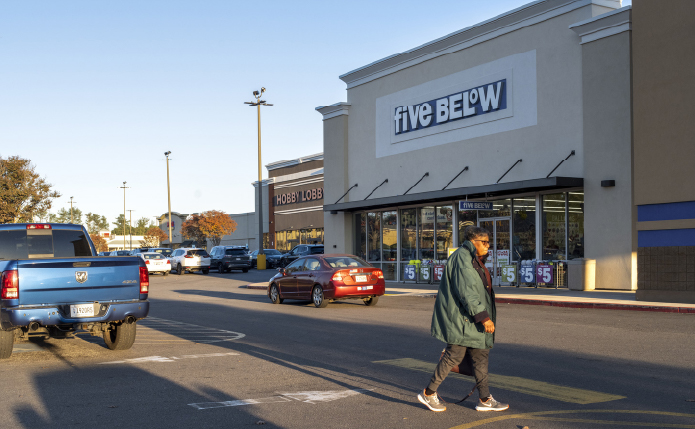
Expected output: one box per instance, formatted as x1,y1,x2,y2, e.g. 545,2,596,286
394,79,506,136
459,201,493,211
275,188,324,206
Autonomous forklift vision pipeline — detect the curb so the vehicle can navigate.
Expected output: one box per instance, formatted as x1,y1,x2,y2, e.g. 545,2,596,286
495,297,695,313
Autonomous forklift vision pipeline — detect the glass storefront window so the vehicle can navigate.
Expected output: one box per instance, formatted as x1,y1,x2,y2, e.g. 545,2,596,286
568,192,584,259
512,197,536,261
356,214,366,260
367,212,381,262
478,198,512,218
457,209,477,246
286,230,300,251
542,193,566,260
436,206,453,262
400,209,417,261
276,231,287,253
419,206,435,261
382,211,397,261
382,262,397,281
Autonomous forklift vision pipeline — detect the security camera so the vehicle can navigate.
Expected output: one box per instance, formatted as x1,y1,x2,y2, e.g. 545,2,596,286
253,90,259,96
164,151,171,156
260,87,266,93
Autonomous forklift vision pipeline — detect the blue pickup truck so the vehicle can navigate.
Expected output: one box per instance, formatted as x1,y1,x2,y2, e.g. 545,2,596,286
0,223,150,358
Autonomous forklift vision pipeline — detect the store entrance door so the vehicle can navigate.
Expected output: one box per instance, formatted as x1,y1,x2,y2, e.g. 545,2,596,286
478,218,511,285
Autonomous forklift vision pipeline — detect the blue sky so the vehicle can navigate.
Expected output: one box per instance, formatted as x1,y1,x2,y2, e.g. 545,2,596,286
0,0,629,228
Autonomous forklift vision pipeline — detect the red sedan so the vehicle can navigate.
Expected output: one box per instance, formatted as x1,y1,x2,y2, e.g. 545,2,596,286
267,254,385,308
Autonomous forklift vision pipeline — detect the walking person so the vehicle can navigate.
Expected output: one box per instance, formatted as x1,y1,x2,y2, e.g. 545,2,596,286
417,226,509,412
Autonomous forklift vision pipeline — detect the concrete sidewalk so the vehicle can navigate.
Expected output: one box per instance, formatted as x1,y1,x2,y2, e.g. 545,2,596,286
385,281,695,313
246,281,695,313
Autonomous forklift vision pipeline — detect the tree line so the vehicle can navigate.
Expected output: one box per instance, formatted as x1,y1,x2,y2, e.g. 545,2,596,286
2,155,236,250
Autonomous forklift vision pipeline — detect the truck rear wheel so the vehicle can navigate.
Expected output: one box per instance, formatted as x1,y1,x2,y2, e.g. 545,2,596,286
0,329,14,359
103,321,136,351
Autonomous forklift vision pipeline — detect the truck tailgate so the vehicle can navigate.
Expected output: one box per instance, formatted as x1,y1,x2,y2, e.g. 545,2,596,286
17,257,142,305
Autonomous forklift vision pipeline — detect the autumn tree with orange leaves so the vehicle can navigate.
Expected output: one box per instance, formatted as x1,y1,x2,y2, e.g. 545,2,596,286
142,226,168,247
90,234,109,253
181,210,236,247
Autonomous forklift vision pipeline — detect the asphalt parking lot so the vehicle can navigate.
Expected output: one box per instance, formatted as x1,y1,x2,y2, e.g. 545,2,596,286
2,269,694,428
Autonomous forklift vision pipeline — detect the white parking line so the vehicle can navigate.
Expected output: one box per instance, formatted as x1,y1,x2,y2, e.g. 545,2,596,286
99,352,240,365
189,389,374,410
136,317,245,344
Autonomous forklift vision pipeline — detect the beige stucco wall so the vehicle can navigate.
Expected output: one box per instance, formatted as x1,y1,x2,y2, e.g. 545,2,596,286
342,6,596,202
322,113,353,253
633,0,695,206
581,31,635,290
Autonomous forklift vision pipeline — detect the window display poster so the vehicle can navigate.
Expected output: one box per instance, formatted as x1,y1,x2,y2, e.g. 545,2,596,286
536,264,554,284
502,265,516,283
433,265,445,281
420,265,431,282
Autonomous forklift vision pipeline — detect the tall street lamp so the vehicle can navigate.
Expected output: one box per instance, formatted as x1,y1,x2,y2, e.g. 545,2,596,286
119,182,129,250
127,209,135,250
244,88,273,269
164,151,173,249
69,196,77,224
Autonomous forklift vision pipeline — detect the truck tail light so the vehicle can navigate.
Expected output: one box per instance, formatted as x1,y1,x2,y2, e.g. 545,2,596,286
1,270,19,299
139,266,149,293
26,224,51,230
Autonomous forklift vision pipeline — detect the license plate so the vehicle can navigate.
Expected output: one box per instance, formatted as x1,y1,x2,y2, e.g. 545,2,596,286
70,304,95,318
355,275,367,282
357,285,373,290
236,258,240,261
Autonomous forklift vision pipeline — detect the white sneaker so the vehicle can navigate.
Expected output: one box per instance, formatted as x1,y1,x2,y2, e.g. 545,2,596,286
417,390,447,412
475,395,509,411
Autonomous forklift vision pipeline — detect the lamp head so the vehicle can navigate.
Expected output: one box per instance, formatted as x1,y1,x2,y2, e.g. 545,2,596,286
260,87,266,94
253,90,259,96
164,151,171,156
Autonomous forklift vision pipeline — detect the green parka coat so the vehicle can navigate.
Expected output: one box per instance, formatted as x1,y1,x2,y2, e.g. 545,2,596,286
430,241,496,349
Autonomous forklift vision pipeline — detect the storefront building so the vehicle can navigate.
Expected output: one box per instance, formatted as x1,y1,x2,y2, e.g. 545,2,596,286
633,1,695,303
318,0,634,288
254,153,324,253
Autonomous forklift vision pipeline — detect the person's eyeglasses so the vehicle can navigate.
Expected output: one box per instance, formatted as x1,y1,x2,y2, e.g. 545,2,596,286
473,240,490,246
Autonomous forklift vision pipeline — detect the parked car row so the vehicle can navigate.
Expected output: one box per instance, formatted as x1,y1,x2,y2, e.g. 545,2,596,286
97,244,326,273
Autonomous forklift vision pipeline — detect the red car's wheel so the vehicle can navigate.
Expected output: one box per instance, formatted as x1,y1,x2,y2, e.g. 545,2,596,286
270,284,283,304
312,285,328,308
364,296,379,306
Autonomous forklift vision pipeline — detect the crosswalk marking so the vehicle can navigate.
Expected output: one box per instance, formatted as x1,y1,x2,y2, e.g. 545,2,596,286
135,317,245,345
374,358,625,404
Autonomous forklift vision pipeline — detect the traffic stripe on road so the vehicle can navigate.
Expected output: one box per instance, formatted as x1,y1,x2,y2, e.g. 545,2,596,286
374,358,625,404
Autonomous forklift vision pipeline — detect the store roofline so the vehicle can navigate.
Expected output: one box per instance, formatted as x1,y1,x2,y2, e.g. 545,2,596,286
323,176,583,212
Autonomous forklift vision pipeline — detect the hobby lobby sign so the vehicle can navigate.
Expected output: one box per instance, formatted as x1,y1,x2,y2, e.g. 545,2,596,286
274,188,324,206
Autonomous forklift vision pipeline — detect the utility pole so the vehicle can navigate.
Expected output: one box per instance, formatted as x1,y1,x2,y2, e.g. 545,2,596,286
164,152,173,249
244,88,273,269
69,197,77,224
119,182,129,250
127,210,135,250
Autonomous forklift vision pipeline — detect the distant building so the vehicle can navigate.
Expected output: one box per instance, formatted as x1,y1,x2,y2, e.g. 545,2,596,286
157,212,188,249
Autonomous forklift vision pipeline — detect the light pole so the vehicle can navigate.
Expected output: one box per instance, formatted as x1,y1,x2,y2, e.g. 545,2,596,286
127,209,135,250
119,182,129,250
244,88,273,269
164,151,173,249
69,196,77,224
